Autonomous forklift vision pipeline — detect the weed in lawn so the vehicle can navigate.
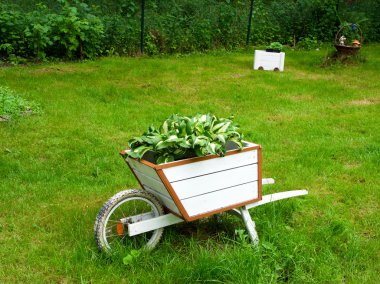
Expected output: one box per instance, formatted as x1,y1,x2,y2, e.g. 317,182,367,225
0,86,41,121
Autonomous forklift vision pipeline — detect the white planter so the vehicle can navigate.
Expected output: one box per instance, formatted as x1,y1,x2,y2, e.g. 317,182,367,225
123,141,262,222
253,50,285,71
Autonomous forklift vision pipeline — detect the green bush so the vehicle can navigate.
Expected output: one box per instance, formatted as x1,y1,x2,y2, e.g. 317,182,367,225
49,0,104,59
0,0,103,61
297,37,322,50
0,7,28,59
102,15,139,56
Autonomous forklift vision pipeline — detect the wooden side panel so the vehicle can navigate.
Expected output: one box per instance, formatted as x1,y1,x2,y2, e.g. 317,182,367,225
163,150,258,182
171,164,258,200
132,168,171,199
127,157,160,180
144,186,180,215
182,181,259,217
127,157,181,214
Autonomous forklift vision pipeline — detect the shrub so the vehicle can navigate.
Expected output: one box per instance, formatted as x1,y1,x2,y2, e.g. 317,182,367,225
101,15,139,56
0,0,103,61
0,6,29,60
297,37,322,50
50,0,104,59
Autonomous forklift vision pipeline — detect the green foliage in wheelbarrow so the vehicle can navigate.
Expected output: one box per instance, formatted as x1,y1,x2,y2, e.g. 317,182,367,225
127,114,244,164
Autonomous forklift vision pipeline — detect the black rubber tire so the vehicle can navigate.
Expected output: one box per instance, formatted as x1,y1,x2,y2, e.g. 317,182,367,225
94,189,164,253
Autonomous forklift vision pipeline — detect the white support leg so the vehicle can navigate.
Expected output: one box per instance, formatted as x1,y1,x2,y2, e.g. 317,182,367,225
239,205,259,245
228,188,308,244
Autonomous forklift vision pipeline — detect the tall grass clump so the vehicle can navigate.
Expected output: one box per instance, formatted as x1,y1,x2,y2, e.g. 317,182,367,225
0,86,40,120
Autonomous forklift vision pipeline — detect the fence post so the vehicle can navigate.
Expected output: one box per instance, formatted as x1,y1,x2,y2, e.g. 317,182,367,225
246,0,254,46
140,0,145,54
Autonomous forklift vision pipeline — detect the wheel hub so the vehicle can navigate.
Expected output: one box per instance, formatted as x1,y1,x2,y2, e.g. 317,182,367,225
116,221,125,237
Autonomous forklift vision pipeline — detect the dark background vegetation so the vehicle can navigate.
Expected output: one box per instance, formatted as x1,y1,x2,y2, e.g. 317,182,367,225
1,0,379,61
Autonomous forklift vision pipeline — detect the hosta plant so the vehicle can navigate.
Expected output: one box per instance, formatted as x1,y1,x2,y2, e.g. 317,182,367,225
127,114,244,164
266,42,284,52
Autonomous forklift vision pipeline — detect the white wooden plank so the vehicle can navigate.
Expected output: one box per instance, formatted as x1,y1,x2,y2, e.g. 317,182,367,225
182,181,258,217
163,150,258,182
128,213,184,236
127,157,160,181
132,169,170,198
144,186,180,215
172,164,258,200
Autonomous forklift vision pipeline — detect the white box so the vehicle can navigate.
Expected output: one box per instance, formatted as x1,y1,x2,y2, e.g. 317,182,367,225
253,50,285,71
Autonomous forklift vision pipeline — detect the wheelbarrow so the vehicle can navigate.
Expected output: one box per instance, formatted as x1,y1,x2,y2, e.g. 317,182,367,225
94,141,308,252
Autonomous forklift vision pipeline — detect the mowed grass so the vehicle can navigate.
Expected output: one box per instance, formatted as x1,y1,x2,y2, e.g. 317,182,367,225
0,45,379,283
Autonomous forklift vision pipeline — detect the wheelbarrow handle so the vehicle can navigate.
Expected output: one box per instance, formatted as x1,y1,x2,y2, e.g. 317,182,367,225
246,189,308,210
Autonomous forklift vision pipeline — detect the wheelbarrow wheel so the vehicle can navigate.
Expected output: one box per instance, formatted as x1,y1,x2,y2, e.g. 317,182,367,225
94,189,164,253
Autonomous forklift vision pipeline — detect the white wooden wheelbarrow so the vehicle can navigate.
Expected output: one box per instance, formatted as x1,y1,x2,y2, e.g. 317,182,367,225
94,141,308,252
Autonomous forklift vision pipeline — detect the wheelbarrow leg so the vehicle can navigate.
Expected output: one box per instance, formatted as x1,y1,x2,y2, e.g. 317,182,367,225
239,205,259,245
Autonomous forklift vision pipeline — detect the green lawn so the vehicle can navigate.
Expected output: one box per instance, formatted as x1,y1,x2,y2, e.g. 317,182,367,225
1,46,379,283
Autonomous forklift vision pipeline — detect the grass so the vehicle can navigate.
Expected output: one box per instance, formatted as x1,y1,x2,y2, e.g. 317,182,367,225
0,45,379,283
